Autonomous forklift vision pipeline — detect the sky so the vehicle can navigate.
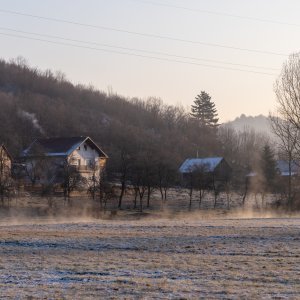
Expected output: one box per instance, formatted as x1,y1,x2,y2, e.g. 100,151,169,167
0,0,300,122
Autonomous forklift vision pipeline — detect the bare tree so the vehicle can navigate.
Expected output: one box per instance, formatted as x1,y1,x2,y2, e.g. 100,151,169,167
131,159,147,212
274,53,300,130
272,52,300,208
87,162,109,211
212,173,220,209
144,160,157,209
59,157,85,203
186,167,196,210
157,161,176,205
187,164,210,208
270,116,299,207
117,149,132,209
22,146,49,188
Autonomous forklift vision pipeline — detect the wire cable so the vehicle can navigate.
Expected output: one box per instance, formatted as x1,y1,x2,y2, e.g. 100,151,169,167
0,31,278,76
0,26,280,71
130,0,300,28
0,8,288,57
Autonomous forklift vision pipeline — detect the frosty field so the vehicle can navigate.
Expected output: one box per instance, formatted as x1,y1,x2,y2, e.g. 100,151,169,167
0,216,299,299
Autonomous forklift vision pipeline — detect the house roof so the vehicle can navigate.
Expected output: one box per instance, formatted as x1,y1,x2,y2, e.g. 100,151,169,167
276,160,299,176
246,171,257,177
179,157,223,173
21,136,108,158
247,160,300,177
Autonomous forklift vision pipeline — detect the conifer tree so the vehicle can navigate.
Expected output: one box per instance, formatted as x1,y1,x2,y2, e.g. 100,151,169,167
261,144,277,188
190,91,219,128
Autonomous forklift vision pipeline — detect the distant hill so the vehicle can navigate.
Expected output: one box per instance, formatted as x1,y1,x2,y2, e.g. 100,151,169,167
224,114,272,135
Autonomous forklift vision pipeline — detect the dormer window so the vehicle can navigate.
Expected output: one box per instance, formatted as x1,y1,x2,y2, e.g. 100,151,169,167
84,145,87,151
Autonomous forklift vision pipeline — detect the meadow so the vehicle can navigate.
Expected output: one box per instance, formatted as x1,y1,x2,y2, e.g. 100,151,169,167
0,214,299,299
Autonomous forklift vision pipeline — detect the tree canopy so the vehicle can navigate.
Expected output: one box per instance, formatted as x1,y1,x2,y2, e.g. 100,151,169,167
190,91,219,128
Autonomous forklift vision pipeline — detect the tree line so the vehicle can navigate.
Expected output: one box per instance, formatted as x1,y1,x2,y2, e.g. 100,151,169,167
0,56,299,211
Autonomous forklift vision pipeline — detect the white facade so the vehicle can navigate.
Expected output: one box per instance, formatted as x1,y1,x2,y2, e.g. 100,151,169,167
69,142,100,167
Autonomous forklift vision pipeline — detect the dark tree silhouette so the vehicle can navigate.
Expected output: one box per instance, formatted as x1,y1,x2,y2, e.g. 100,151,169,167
191,91,219,128
261,144,277,190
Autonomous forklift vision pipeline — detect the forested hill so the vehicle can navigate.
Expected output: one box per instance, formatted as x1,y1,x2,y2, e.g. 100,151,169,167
0,58,269,179
0,59,221,165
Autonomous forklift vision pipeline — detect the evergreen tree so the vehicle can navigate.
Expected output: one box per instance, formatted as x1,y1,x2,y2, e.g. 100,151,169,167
191,91,219,128
261,144,277,188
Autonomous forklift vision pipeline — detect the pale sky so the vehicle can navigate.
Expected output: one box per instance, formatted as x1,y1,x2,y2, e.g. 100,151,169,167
0,0,299,121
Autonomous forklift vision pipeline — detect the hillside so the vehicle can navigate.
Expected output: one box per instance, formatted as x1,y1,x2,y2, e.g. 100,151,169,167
0,58,271,184
0,59,221,169
225,114,272,135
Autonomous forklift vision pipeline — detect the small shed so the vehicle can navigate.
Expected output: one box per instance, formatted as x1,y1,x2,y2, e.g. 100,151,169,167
179,157,232,183
276,160,299,177
247,160,300,178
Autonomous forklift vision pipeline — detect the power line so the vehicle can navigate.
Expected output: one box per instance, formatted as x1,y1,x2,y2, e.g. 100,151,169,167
0,8,288,57
0,26,279,71
130,0,300,28
0,31,278,76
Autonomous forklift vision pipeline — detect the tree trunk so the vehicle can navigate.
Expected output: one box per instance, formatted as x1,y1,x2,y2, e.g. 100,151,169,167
139,194,143,212
212,176,218,209
288,158,292,209
147,186,151,208
0,192,4,205
213,192,218,209
159,186,164,201
242,178,248,206
199,189,204,208
261,193,265,208
133,188,138,209
118,181,126,209
227,192,230,210
189,187,193,210
99,191,103,211
164,188,167,202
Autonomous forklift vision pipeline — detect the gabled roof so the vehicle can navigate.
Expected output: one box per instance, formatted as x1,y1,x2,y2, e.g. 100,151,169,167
0,144,13,161
21,136,108,158
247,160,300,178
276,160,299,176
179,157,223,173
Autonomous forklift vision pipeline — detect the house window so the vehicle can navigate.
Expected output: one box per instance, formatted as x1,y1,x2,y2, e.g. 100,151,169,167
78,159,81,166
78,147,80,150
84,145,87,151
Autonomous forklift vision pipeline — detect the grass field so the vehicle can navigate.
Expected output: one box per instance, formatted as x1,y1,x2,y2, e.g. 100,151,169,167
0,214,299,299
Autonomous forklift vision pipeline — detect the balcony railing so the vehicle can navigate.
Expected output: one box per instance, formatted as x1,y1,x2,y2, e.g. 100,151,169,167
70,165,99,172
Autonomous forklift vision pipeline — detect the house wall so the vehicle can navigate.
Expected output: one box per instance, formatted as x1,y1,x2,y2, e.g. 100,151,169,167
69,142,102,167
0,146,11,174
69,142,107,180
215,159,232,181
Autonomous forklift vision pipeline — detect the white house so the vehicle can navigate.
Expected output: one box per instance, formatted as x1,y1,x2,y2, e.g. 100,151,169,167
0,143,12,178
20,136,108,185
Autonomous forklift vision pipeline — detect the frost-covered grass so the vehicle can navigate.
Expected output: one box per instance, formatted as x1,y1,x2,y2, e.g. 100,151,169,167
0,218,299,299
